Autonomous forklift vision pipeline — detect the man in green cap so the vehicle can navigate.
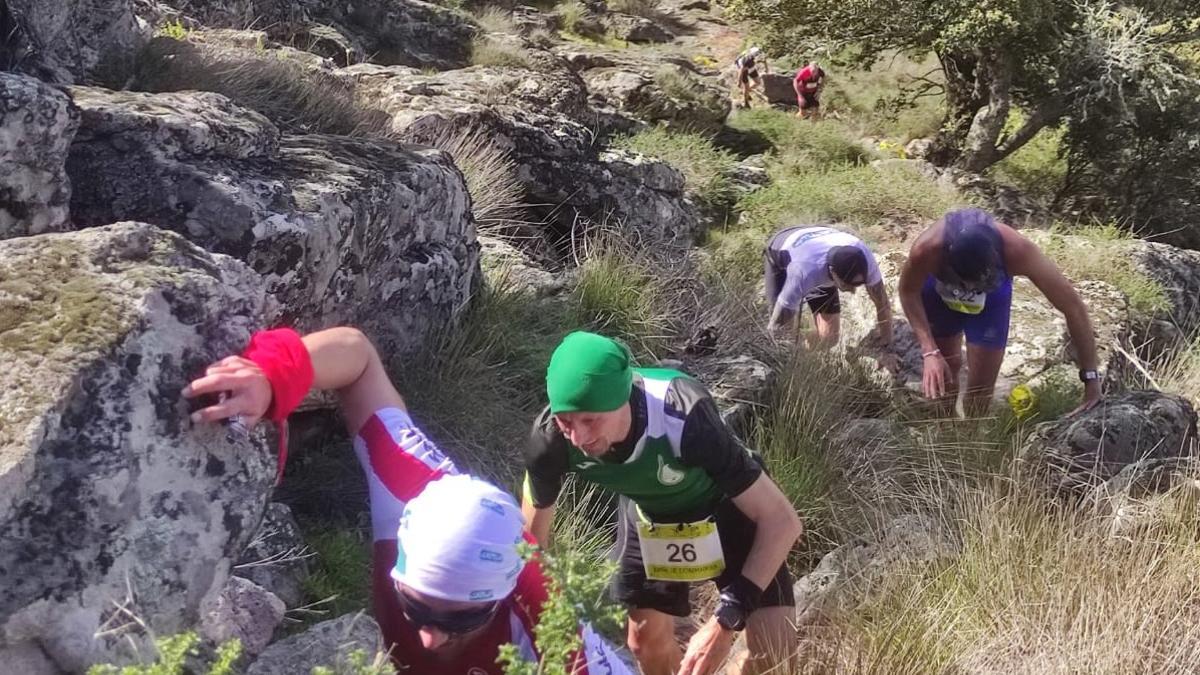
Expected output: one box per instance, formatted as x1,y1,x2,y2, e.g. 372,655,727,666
522,331,803,675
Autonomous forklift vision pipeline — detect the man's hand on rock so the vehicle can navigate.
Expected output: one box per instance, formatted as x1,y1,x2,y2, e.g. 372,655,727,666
183,355,273,427
1068,379,1102,417
678,616,736,675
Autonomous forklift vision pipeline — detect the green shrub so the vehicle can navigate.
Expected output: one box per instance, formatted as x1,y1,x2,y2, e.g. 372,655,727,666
156,20,190,41
499,545,626,675
612,126,739,208
470,37,531,69
87,634,240,675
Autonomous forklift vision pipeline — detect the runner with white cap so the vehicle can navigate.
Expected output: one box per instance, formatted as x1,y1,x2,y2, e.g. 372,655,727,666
185,326,631,674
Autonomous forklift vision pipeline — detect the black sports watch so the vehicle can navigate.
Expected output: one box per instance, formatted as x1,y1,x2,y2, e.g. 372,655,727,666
1079,369,1100,383
714,596,748,632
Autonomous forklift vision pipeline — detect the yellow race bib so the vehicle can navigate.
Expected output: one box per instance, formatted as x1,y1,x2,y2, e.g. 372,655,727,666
636,518,725,582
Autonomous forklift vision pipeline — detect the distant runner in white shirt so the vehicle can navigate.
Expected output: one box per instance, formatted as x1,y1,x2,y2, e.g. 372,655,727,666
764,225,894,350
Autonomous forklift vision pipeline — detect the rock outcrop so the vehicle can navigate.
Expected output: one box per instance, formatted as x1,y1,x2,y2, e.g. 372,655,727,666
0,223,274,671
1021,391,1197,495
0,73,81,239
65,86,478,363
344,63,703,242
199,577,286,657
4,0,148,84
246,613,384,675
159,0,476,70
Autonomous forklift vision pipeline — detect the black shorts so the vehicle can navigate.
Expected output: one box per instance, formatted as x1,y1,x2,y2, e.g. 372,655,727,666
739,68,759,86
610,497,795,617
763,245,841,315
799,92,820,108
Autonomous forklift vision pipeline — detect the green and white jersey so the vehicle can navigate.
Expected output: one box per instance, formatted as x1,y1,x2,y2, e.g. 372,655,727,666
525,368,763,522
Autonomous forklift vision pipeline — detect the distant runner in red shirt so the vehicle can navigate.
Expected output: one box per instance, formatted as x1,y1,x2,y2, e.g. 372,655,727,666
793,61,826,120
185,326,633,674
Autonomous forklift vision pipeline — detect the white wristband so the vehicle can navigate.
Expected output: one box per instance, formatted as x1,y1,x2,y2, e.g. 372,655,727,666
921,350,941,359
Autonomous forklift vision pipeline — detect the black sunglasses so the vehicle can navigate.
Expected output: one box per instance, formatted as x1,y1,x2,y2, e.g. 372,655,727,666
397,592,500,635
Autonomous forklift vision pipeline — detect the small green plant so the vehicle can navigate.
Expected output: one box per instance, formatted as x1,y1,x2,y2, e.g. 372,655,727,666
157,19,190,41
470,37,532,69
87,634,240,675
498,545,626,675
612,126,739,209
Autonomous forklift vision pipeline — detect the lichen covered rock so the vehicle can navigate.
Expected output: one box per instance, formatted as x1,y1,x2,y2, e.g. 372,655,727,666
1021,391,1197,494
65,86,478,363
4,0,148,83
0,222,274,671
0,73,81,239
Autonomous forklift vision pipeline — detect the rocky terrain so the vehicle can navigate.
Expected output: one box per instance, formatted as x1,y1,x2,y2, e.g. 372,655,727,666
2,0,1200,672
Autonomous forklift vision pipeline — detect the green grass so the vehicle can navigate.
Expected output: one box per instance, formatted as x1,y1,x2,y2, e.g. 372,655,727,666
612,126,739,208
301,527,373,618
728,109,876,166
570,236,678,358
1040,222,1170,316
822,50,946,142
470,37,531,68
735,161,963,241
472,5,517,34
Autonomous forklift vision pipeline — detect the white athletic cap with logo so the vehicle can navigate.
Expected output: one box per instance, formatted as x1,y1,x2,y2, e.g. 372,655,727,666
391,474,526,603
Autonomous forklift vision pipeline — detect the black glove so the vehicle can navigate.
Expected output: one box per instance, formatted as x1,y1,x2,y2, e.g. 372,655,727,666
714,575,764,631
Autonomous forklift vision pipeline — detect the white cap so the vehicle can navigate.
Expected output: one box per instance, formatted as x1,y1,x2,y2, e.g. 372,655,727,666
748,46,762,57
391,474,526,603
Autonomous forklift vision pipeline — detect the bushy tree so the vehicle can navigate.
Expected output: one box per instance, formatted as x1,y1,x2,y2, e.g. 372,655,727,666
728,0,1200,173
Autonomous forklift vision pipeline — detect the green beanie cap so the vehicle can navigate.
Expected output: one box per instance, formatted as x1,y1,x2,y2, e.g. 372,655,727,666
546,331,634,414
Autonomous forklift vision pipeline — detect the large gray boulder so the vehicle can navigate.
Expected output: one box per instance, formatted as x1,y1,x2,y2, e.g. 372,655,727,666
0,74,81,240
1128,240,1200,354
344,64,703,243
4,0,148,83
65,86,478,363
793,514,957,626
246,613,384,675
234,502,310,608
0,223,275,672
166,0,476,70
1021,391,1197,495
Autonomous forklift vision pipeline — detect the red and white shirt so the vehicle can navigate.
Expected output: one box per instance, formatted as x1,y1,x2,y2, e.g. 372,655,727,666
353,407,631,674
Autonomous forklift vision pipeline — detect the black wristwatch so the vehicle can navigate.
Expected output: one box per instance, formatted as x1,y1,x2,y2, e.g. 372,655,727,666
1079,369,1100,383
714,596,748,632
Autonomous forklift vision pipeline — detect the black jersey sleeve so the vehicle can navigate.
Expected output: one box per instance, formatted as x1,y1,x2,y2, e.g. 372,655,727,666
524,406,571,509
669,377,763,498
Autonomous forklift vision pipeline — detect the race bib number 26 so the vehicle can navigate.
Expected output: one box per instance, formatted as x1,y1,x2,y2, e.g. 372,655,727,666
636,519,725,582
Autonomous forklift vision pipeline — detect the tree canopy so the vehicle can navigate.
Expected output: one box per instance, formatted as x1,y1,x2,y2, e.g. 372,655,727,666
729,0,1200,174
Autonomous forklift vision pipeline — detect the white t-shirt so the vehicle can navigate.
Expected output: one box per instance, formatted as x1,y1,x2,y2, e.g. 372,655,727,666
773,227,882,310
